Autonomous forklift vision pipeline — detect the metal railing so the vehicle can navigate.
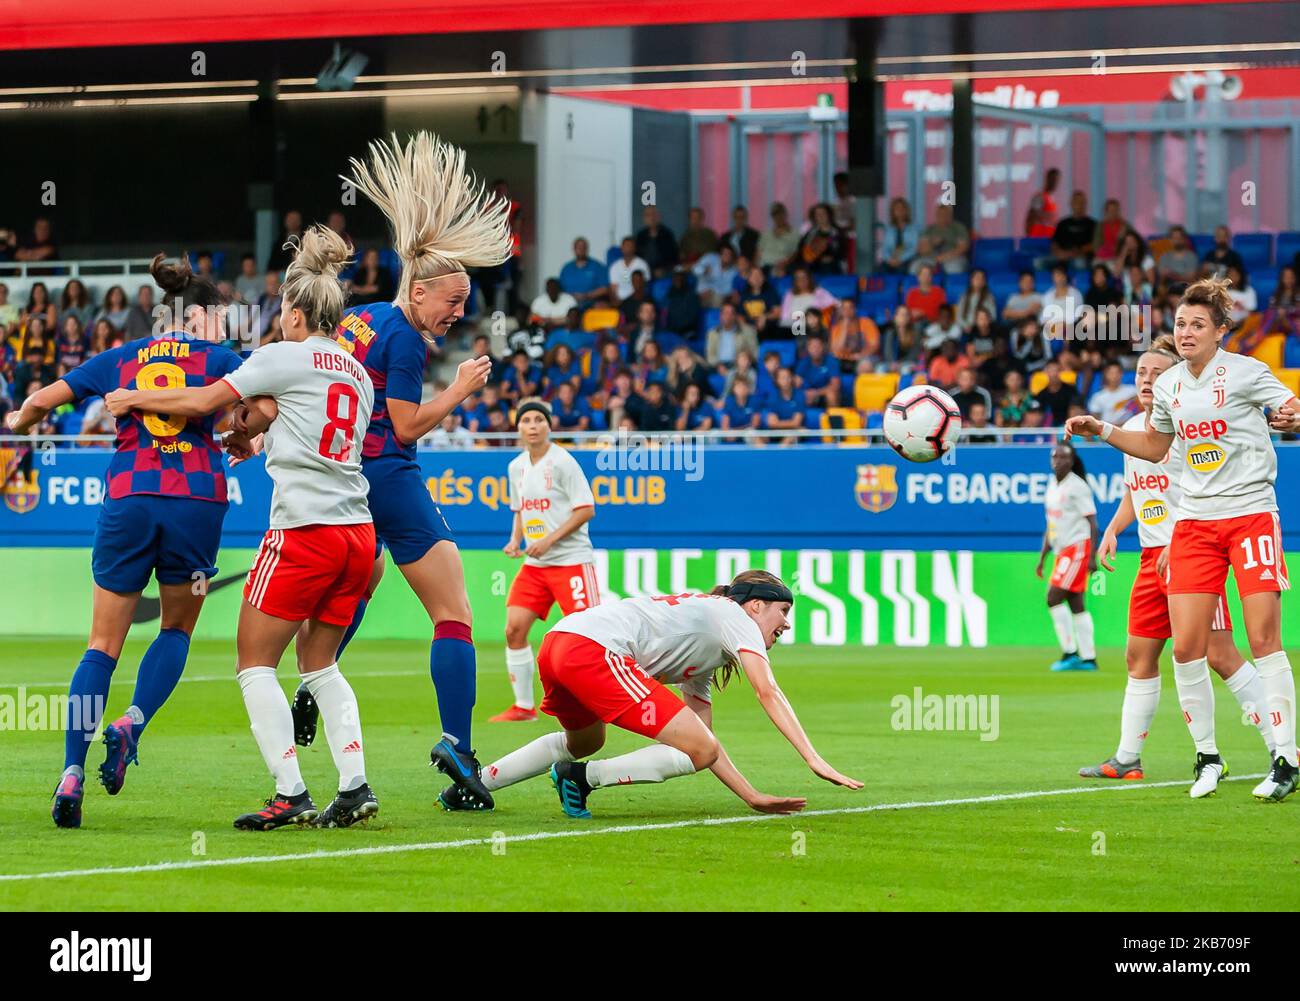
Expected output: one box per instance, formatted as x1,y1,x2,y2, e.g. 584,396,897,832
0,258,158,280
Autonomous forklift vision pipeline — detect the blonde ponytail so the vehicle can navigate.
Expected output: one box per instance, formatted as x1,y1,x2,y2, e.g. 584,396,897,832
280,225,350,336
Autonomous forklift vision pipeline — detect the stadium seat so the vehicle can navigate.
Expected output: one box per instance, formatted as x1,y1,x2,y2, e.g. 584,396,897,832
854,372,899,413
1121,369,1136,386
767,340,798,369
819,275,859,300
651,276,672,303
1234,233,1273,273
605,245,621,265
700,307,721,334
820,407,866,443
1189,233,1215,259
772,275,794,297
708,372,727,398
857,290,898,322
1252,334,1286,370
1277,369,1300,400
942,272,969,302
804,407,826,429
655,331,685,355
897,370,915,390
865,410,883,429
581,308,619,332
1277,232,1300,270
972,237,1014,273
589,409,608,431
839,373,856,401
1285,338,1300,370
1028,369,1077,395
1017,237,1051,261
380,249,402,280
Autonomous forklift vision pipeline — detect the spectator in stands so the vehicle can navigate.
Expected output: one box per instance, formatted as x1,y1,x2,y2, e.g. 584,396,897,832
924,303,962,351
530,277,579,333
1226,265,1256,326
738,265,781,337
757,202,800,273
756,350,781,402
1051,190,1097,268
267,209,304,272
1088,360,1139,423
428,413,474,448
796,203,846,275
1112,229,1155,285
905,265,946,323
10,217,59,265
955,268,997,332
1012,317,1049,373
551,381,592,432
723,348,759,398
693,243,740,308
967,307,999,366
1156,225,1200,291
194,251,216,280
832,171,857,233
879,197,919,275
632,339,668,390
678,207,719,266
965,401,996,443
720,379,761,440
1002,270,1042,326
349,247,395,305
0,284,18,339
664,267,701,336
1083,264,1123,337
542,343,582,398
14,338,54,392
25,281,57,331
1036,360,1083,426
722,205,760,261
881,305,924,374
635,206,679,278
927,336,969,389
1026,167,1062,236
123,285,155,340
922,203,970,274
625,300,661,358
487,179,524,316
627,380,677,431
88,317,119,358
560,237,609,308
588,341,626,400
675,383,714,432
764,367,806,444
326,210,354,253
57,279,93,332
909,237,938,276
1122,263,1153,305
603,369,637,427
664,344,712,401
502,349,542,403
830,297,879,372
995,369,1037,427
617,270,654,329
235,254,262,304
1258,265,1299,339
950,366,992,419
17,314,54,364
55,316,87,370
1040,265,1081,341
1094,199,1130,265
95,285,130,333
706,302,758,371
795,336,840,408
608,236,650,302
779,268,836,335
977,332,1020,393
1201,225,1243,280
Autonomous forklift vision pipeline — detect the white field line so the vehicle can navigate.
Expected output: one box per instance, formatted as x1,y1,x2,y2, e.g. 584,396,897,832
1,669,425,689
0,772,1267,884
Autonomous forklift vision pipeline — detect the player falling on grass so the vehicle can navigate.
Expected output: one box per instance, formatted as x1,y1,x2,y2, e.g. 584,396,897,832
1078,334,1275,796
6,256,240,829
441,570,862,817
491,399,599,722
288,132,512,811
107,227,381,829
1036,441,1100,672
1067,277,1300,801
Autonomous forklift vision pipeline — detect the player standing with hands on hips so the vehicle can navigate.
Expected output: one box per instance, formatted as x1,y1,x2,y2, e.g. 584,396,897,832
490,399,599,723
1067,277,1300,801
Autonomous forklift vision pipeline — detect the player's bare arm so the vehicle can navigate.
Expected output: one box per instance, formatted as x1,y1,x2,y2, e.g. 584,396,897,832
4,379,74,434
1099,490,1135,571
1086,513,1100,573
503,510,525,557
1064,414,1173,463
105,380,238,419
739,651,863,789
686,693,808,814
388,355,491,443
1035,528,1050,577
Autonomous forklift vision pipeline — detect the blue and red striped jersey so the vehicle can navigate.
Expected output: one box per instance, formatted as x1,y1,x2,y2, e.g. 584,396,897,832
336,301,428,460
62,334,243,502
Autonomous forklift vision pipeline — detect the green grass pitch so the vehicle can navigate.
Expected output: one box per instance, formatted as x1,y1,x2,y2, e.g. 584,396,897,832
1,635,1296,911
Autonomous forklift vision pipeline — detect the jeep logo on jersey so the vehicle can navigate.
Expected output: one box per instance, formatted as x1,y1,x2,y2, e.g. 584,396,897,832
1127,472,1169,493
521,497,551,512
1139,499,1168,524
1186,441,1227,472
1176,418,1228,441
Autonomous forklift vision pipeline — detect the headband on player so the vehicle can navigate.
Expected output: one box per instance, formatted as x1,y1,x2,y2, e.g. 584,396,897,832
515,401,552,427
727,580,794,605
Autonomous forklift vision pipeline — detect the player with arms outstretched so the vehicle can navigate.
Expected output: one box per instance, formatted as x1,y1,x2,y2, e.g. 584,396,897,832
6,255,240,828
445,570,863,817
108,228,380,828
491,399,599,723
1067,278,1300,801
1078,335,1275,796
1037,441,1100,671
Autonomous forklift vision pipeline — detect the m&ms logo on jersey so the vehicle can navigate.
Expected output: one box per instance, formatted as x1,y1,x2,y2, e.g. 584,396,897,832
1186,441,1227,472
1139,499,1169,525
524,518,547,541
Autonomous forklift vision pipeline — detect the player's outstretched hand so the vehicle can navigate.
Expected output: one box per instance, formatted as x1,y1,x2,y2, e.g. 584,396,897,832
748,793,808,815
809,757,864,790
104,388,136,417
1065,414,1103,439
453,356,493,397
1098,532,1118,572
1268,404,1300,433
224,431,264,467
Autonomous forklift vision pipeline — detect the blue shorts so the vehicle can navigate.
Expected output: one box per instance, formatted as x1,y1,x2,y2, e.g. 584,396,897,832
363,454,454,565
92,494,227,594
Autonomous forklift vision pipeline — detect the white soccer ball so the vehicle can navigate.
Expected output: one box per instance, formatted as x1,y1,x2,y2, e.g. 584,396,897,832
882,384,962,463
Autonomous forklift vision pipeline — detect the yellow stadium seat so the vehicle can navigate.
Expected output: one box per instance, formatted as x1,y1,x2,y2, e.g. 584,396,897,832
854,372,899,413
1278,369,1300,399
1029,369,1077,396
581,308,620,332
1252,334,1285,371
821,407,865,444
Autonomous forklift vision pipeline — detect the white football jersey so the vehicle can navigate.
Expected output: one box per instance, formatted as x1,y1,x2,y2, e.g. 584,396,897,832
1149,348,1294,521
1045,471,1095,552
1122,411,1182,549
223,337,374,530
550,593,770,704
508,443,595,567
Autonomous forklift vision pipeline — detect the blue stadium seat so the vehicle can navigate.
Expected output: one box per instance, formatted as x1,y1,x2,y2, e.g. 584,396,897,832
943,272,970,302
1121,369,1137,386
1253,274,1277,308
857,289,898,319
708,372,727,398
656,331,686,355
188,250,227,276
819,275,859,301
840,373,856,400
898,370,915,390
865,411,884,429
971,237,1014,273
1286,337,1300,369
988,274,1020,309
380,248,402,280
463,278,479,317
864,273,904,297
589,409,608,431
767,340,798,369
1017,237,1051,260
651,276,672,303
804,407,825,429
773,275,794,297
1189,233,1215,259
1234,233,1273,273
605,245,621,265
700,307,721,334
1276,232,1300,270
1008,251,1035,273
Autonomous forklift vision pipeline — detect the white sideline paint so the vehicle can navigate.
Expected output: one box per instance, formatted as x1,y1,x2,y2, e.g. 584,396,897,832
0,772,1266,884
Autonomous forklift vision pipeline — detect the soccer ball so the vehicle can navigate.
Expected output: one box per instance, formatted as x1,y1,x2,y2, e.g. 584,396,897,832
882,385,962,462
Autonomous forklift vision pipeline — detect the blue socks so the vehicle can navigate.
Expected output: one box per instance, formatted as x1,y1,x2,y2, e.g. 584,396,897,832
130,628,191,732
64,649,117,770
430,621,476,751
336,599,368,662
